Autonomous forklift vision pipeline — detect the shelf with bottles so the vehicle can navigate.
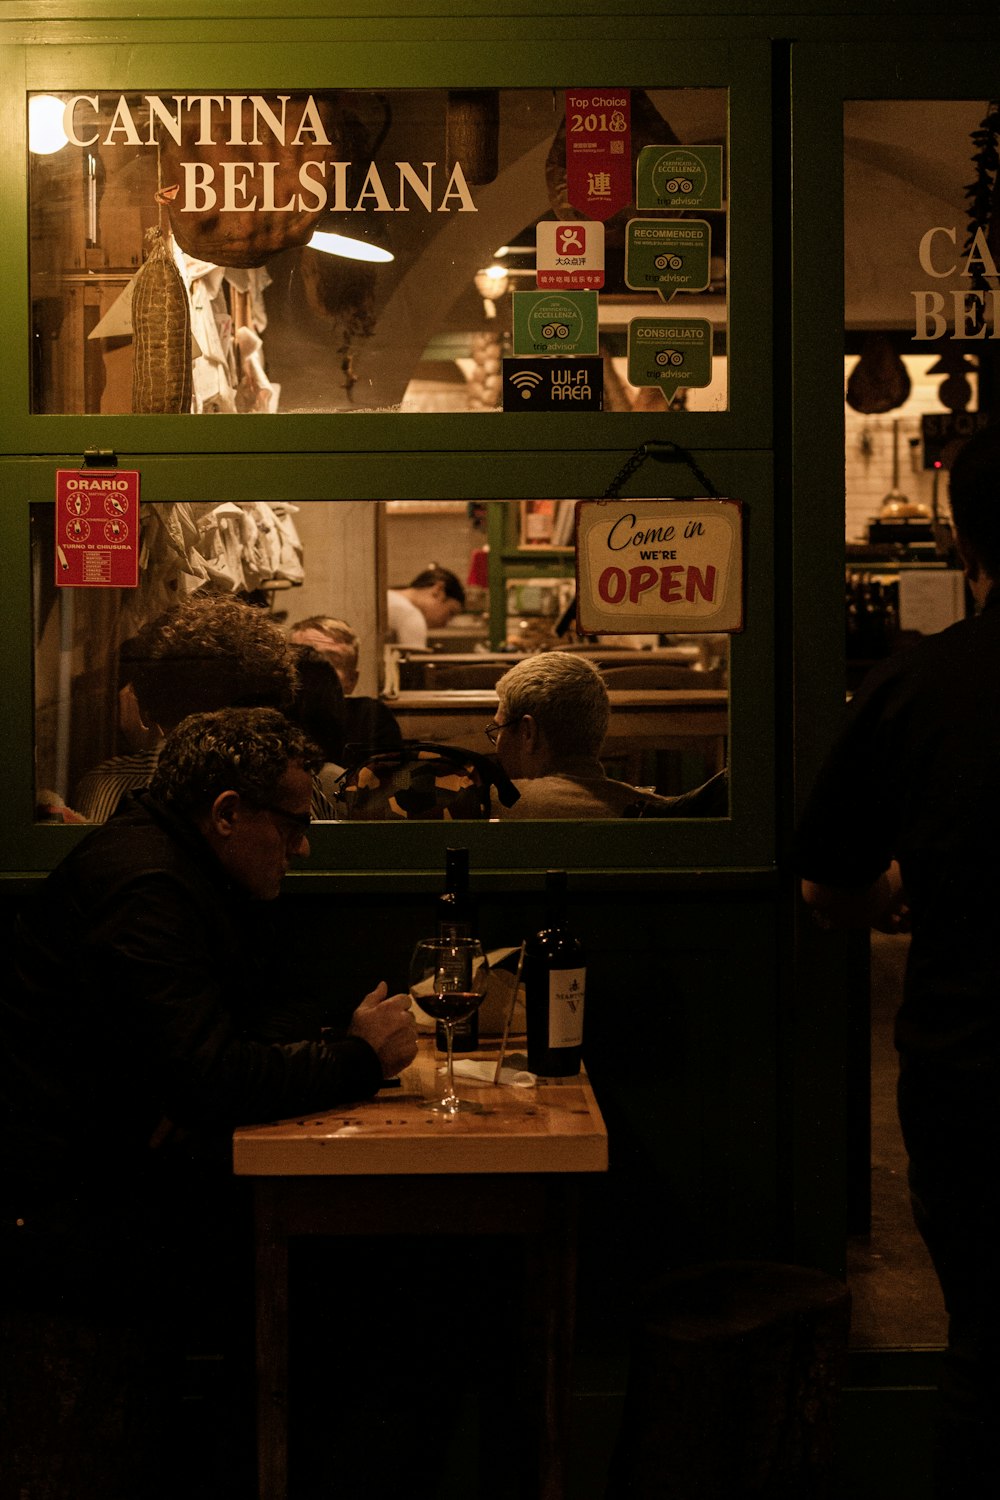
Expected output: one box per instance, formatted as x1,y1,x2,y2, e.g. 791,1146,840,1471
844,562,970,694
845,569,901,664
485,502,578,567
485,503,577,649
845,542,953,570
516,500,578,552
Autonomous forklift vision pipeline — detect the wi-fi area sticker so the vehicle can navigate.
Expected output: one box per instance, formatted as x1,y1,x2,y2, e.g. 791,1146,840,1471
502,357,603,411
511,369,545,396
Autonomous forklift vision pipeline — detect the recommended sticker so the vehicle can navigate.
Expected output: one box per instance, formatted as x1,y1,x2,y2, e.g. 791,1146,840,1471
512,291,599,356
535,221,605,289
625,219,711,301
636,145,724,211
502,357,603,411
627,317,713,396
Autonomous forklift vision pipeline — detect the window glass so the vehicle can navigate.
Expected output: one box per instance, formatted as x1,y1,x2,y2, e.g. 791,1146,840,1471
27,87,728,415
31,500,729,823
843,101,988,687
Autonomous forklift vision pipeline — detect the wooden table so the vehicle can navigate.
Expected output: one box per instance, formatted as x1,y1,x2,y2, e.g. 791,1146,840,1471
233,1041,608,1500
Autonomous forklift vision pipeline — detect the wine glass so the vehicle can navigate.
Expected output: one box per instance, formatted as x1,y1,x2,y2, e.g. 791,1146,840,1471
410,937,490,1115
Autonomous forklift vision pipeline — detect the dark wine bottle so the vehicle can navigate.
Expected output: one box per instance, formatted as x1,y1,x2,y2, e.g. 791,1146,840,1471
524,870,585,1077
435,847,478,1053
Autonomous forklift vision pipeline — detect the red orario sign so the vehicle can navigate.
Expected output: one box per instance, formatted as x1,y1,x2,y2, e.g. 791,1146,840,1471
55,469,140,588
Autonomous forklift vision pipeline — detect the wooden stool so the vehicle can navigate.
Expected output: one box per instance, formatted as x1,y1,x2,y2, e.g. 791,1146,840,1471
605,1260,852,1500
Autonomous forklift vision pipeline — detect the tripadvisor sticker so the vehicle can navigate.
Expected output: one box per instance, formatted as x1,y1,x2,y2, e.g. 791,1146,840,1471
624,219,711,302
636,145,724,211
628,317,712,398
512,290,598,356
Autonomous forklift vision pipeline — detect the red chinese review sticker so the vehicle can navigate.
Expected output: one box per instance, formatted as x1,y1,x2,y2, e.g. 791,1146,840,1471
55,469,140,588
564,89,632,222
536,221,605,289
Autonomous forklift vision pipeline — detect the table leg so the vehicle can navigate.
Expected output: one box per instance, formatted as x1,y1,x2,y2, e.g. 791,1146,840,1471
255,1182,289,1500
522,1181,580,1500
547,1181,580,1500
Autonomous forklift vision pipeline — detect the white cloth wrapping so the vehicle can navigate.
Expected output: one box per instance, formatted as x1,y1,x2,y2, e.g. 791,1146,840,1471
449,1060,536,1088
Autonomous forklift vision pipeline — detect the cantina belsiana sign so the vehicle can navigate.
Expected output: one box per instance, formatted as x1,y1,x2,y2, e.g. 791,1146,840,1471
52,95,478,218
574,497,744,634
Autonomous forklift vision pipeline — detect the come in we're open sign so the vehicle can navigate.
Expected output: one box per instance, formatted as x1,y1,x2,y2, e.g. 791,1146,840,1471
574,497,744,635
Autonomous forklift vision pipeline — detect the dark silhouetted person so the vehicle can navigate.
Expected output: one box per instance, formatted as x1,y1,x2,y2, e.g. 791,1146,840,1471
797,422,1000,1499
289,613,403,764
1,707,417,1499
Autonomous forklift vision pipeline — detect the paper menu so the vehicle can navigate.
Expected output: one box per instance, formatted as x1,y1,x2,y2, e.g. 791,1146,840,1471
897,569,966,635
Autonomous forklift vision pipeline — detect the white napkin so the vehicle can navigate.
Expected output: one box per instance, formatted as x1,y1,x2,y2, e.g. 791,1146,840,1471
449,1059,536,1088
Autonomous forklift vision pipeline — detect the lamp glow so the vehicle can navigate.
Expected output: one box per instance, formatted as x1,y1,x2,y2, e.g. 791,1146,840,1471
28,95,69,155
307,231,394,263
473,264,510,302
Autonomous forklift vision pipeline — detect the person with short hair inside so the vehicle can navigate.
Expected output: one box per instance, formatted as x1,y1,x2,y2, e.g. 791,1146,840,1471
487,651,724,818
2,705,418,1498
288,614,361,696
288,612,403,761
289,643,349,800
387,563,466,648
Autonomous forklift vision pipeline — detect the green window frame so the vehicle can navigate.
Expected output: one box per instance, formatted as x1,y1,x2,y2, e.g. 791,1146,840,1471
0,20,776,883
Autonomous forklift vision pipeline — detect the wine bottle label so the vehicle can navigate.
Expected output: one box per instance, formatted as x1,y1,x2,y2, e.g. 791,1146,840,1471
548,968,585,1048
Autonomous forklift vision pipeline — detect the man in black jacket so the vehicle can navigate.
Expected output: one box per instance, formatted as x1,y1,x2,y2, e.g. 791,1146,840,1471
1,706,417,1500
796,425,1000,1500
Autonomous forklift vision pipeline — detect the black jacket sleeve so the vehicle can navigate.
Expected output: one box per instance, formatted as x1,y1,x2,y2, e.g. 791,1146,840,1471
84,872,384,1131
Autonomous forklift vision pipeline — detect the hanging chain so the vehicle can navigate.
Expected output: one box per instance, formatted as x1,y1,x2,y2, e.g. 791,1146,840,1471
602,439,719,499
602,445,650,498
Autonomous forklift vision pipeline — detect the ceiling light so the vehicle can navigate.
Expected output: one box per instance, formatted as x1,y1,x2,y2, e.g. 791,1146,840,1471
307,231,394,263
28,95,69,155
475,264,510,293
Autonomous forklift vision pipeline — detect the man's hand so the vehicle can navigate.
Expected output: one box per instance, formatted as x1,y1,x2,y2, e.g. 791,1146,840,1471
348,981,418,1077
801,860,911,934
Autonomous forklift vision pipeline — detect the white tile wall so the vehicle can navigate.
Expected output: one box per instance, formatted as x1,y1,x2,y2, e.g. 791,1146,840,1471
843,355,971,542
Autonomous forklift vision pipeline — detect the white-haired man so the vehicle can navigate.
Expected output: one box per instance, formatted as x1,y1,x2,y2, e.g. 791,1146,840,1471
487,651,725,818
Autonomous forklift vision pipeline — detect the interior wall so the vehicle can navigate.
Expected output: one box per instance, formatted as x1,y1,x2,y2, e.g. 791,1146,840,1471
269,500,487,692
273,501,380,695
385,506,482,590
843,355,960,543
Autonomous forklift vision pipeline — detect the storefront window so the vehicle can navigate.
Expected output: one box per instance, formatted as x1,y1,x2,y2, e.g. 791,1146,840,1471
30,499,729,823
27,87,728,415
843,100,992,682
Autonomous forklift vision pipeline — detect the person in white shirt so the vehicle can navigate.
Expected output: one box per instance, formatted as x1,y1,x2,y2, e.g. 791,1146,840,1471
386,564,466,647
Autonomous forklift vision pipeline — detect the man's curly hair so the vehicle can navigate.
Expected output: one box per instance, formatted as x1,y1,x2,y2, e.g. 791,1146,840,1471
124,595,297,733
148,707,323,817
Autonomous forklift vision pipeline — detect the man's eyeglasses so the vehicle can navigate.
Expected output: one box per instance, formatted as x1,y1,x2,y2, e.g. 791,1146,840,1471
484,716,522,746
247,800,313,837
